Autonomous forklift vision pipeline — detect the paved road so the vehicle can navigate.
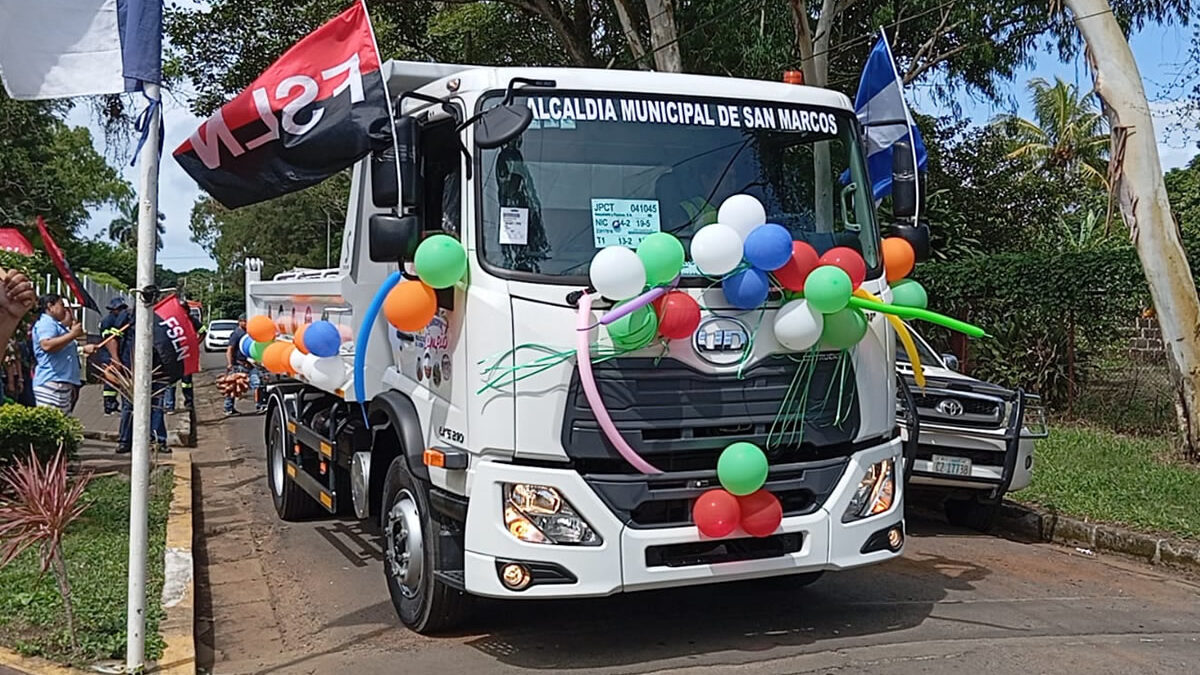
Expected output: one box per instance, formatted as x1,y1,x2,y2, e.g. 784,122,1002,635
190,354,1200,674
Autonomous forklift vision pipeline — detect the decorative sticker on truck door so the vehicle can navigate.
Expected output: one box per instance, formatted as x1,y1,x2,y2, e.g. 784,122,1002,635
392,311,451,390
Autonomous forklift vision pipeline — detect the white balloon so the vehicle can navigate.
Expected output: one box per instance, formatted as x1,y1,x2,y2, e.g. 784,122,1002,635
718,194,766,241
297,352,320,377
306,356,347,390
690,223,744,276
774,299,825,352
288,347,308,375
589,246,646,300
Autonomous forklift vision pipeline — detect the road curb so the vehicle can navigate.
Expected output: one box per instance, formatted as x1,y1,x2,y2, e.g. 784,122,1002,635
995,500,1200,573
0,647,85,675
153,451,196,675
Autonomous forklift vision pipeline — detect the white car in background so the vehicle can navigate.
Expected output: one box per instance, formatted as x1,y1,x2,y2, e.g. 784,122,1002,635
896,327,1048,531
204,319,239,352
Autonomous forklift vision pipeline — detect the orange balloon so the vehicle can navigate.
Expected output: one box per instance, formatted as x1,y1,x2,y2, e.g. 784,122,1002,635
384,280,437,331
277,343,297,374
881,237,915,283
293,323,310,354
247,315,277,342
262,341,291,374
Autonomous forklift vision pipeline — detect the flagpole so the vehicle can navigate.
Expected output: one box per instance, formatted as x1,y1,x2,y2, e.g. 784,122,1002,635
126,82,161,674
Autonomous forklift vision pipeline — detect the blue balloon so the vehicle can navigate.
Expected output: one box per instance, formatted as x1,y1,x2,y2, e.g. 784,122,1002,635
742,223,794,271
722,268,770,310
239,334,254,357
304,320,342,358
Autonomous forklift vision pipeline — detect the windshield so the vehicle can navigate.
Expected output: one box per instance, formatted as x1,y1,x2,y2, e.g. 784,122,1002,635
895,325,943,367
478,92,880,280
210,321,238,331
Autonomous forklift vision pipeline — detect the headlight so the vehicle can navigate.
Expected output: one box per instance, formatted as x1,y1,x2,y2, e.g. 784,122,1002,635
842,458,897,522
503,483,601,546
1022,395,1049,437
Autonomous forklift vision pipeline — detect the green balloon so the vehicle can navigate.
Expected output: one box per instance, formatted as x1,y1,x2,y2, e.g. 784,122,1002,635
636,232,685,286
804,265,853,314
717,442,769,496
890,279,928,309
414,234,467,289
821,307,868,349
607,303,659,351
250,340,271,361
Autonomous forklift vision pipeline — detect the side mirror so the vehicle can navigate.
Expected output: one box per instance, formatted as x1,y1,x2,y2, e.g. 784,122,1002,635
369,213,421,263
941,353,959,372
474,103,533,149
892,222,931,262
892,140,918,219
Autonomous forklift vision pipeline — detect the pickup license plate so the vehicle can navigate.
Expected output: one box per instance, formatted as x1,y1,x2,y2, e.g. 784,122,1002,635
931,455,972,477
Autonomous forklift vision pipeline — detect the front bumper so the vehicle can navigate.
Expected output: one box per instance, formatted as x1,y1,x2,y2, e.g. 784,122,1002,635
462,438,904,598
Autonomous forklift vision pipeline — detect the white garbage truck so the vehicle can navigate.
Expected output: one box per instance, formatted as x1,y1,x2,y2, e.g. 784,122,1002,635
246,61,923,633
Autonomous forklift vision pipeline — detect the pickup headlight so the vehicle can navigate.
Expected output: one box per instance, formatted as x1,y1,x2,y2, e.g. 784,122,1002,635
1022,395,1049,437
842,458,897,522
503,483,601,546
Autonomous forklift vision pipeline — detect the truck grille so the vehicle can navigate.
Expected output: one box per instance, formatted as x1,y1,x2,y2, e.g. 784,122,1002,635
898,376,1009,429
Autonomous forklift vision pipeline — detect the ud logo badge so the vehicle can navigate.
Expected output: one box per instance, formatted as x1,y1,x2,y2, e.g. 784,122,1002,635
693,317,750,365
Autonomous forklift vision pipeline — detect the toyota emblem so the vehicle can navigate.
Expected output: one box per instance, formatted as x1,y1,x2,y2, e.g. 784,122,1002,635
936,398,965,416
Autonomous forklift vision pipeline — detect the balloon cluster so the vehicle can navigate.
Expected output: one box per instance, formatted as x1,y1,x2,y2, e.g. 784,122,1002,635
880,237,926,308
692,441,783,539
588,232,701,350
690,194,799,311
381,234,465,332
242,316,349,390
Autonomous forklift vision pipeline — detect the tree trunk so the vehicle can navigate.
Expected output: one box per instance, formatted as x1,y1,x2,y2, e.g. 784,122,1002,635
51,545,78,652
643,0,682,72
612,0,650,69
1067,0,1200,457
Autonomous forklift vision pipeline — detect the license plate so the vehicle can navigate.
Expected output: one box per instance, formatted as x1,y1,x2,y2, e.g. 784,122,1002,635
931,454,972,477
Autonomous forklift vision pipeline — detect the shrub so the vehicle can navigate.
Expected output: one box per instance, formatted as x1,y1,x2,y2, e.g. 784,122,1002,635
0,405,83,466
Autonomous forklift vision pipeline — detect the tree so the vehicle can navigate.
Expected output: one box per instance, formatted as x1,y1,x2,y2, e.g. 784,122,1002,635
1165,154,1200,233
108,200,166,251
995,77,1109,186
1065,0,1200,457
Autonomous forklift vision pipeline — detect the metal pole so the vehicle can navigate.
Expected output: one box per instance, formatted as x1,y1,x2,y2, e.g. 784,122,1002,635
326,213,331,268
125,82,161,674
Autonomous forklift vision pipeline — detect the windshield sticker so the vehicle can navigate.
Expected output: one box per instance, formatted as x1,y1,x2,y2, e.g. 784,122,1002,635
591,199,661,248
499,206,529,245
526,96,840,134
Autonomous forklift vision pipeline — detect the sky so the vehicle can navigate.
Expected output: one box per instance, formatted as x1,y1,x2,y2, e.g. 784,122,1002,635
70,21,1199,274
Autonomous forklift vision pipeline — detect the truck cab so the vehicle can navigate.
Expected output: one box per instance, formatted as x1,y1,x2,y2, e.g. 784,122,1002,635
248,61,909,633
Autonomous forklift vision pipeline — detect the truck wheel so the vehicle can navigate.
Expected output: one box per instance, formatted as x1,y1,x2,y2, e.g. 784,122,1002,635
943,496,999,532
266,403,318,521
380,456,471,634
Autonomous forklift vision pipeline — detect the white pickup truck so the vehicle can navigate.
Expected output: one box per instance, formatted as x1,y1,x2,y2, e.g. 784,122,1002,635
896,327,1048,530
246,60,919,633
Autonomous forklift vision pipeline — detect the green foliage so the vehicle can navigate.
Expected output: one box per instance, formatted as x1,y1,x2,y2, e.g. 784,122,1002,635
0,470,171,664
1166,154,1200,233
108,200,166,251
994,77,1109,186
1015,426,1200,540
62,238,137,289
0,405,83,467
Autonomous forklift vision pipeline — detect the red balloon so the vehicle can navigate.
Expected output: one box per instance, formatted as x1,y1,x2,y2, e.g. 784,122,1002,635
654,291,702,339
773,241,820,291
819,247,867,288
738,489,783,537
693,489,741,538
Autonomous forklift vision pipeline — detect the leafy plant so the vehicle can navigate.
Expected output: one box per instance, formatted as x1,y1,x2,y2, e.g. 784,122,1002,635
0,405,83,467
0,448,93,652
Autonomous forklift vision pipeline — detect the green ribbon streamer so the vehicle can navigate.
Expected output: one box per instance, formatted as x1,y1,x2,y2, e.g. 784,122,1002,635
847,296,987,338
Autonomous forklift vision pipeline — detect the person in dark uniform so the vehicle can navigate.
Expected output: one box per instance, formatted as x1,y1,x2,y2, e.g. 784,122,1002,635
98,296,129,414
114,307,170,455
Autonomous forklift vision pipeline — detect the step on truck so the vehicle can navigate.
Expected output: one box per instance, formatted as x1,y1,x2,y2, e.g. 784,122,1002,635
247,60,918,633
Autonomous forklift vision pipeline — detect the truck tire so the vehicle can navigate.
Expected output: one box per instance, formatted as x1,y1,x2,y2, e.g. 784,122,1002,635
380,456,471,634
943,496,999,532
266,402,318,521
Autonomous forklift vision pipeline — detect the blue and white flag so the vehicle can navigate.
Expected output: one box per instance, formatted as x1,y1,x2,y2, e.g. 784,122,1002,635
853,31,927,202
0,0,161,100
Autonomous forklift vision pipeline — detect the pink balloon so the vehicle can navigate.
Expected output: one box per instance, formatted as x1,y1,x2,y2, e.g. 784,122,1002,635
598,285,669,325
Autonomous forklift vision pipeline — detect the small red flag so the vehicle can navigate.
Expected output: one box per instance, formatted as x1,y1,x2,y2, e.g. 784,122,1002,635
36,216,98,312
0,228,34,256
154,294,201,376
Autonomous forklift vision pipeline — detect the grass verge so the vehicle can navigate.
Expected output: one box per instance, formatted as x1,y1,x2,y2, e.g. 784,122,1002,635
0,467,173,665
1014,426,1200,540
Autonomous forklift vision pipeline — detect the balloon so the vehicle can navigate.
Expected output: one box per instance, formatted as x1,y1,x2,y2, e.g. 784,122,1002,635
384,280,438,331
689,223,743,276
773,241,820,291
804,265,853,314
249,340,270,362
606,302,659,351
590,246,646,300
890,279,928,309
738,490,783,538
821,307,868,349
303,320,341,358
717,441,769,496
848,296,987,338
288,345,308,374
654,291,701,340
296,352,320,377
717,194,766,241
414,234,467,289
881,237,916,282
293,323,310,354
247,315,276,342
600,285,670,325
238,334,254,357
692,489,741,538
636,232,685,286
722,267,769,310
773,299,824,352
742,224,794,271
262,341,291,373
819,247,867,288
306,356,347,390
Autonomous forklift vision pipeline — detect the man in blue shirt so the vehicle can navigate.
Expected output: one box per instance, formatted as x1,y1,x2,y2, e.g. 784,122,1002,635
223,314,264,415
32,294,89,413
98,296,129,414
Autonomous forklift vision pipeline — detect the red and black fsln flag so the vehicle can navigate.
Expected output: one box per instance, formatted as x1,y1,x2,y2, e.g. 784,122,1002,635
36,216,98,312
173,1,390,209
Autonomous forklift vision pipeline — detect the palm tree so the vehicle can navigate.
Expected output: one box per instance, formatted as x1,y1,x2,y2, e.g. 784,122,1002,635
995,77,1109,186
109,200,165,250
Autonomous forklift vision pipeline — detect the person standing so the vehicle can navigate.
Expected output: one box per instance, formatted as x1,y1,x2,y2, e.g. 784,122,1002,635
98,296,129,414
163,296,200,413
223,314,264,415
114,307,169,455
31,294,94,413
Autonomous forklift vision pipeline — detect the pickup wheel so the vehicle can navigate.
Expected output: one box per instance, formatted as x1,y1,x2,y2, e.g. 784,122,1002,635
380,456,471,634
944,496,999,532
266,402,318,521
